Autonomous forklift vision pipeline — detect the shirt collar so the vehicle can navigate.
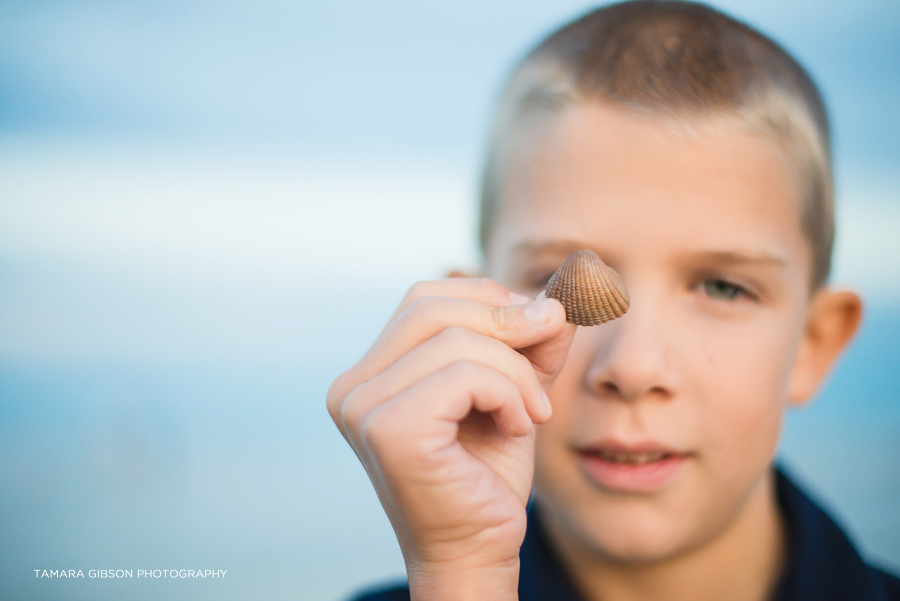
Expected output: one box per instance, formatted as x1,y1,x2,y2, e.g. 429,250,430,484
519,466,886,601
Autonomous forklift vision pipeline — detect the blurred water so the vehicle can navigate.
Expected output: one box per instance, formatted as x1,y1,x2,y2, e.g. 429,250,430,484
0,360,404,601
1,304,899,601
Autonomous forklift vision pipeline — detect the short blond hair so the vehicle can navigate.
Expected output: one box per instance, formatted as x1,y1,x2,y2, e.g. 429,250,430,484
479,0,833,289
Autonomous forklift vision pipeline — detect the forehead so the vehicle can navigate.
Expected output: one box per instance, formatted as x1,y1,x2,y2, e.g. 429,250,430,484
488,101,810,276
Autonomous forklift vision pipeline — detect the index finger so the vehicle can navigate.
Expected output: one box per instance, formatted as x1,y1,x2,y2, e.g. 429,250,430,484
385,278,531,327
349,295,567,392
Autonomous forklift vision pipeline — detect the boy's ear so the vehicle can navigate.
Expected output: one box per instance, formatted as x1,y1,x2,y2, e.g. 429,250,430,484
787,289,863,406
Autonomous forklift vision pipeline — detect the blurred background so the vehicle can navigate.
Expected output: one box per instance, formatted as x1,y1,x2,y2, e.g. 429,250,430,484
0,0,898,599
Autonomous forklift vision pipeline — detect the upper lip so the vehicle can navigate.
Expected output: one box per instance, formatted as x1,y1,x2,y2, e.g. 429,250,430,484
574,438,688,456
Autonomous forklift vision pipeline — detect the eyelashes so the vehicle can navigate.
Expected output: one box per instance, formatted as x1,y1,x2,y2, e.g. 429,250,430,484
700,278,755,301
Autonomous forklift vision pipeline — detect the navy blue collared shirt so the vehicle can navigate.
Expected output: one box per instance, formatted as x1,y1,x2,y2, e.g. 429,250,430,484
347,468,900,601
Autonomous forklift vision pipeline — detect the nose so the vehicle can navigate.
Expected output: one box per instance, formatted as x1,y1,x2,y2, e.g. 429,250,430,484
582,291,679,403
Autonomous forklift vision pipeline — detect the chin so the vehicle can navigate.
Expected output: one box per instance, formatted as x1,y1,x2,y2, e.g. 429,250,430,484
583,502,703,562
535,485,718,564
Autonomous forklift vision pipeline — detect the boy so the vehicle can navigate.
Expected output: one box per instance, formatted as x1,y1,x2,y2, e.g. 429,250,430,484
327,2,900,600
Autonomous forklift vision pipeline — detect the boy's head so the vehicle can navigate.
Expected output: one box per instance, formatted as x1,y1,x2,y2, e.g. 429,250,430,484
481,0,833,290
478,1,861,563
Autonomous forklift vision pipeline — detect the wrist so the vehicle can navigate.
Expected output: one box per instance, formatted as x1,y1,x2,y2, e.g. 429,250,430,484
408,558,520,601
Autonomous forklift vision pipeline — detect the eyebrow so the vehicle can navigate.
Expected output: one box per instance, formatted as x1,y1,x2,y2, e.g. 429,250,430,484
511,240,787,268
688,250,787,268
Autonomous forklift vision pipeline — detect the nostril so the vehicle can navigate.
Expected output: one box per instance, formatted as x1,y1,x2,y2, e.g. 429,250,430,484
648,385,669,397
597,381,619,396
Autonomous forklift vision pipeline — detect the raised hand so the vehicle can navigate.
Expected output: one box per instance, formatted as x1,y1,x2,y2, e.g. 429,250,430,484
327,278,575,601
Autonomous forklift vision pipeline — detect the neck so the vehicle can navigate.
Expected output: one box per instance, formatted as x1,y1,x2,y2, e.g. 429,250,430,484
541,469,787,601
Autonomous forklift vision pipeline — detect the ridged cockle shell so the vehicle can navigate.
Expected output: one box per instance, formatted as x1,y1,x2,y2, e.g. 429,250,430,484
545,250,630,326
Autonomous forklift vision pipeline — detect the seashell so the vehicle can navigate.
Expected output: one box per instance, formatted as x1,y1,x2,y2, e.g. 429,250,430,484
545,250,630,326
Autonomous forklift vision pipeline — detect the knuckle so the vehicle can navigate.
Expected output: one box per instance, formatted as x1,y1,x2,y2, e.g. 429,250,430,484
490,305,511,332
405,295,442,319
405,280,438,304
325,371,352,420
358,404,399,454
338,386,369,433
475,277,505,296
446,358,481,379
436,325,473,347
478,277,516,305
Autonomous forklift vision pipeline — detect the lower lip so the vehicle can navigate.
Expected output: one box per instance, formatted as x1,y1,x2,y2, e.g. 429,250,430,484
577,452,688,493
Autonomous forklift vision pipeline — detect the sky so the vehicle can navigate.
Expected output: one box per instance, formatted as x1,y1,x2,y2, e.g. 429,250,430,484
0,0,898,302
0,0,897,163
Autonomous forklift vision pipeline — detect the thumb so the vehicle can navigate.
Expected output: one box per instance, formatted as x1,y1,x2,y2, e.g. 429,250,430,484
513,292,577,389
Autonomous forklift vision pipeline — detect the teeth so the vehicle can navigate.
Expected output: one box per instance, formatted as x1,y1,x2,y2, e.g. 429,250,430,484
594,450,668,464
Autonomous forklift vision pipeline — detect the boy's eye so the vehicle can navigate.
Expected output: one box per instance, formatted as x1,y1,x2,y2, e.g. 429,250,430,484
702,278,746,300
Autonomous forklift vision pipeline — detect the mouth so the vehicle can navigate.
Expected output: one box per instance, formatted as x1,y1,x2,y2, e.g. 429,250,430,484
575,442,690,493
582,449,675,464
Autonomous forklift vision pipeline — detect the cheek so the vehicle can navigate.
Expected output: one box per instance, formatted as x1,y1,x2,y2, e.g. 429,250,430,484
693,314,799,472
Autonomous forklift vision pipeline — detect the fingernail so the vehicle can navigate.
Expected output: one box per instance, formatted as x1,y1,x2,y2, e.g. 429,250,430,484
524,299,554,324
508,292,531,305
541,389,552,415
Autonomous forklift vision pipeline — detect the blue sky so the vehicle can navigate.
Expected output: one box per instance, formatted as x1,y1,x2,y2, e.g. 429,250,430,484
1,0,898,171
1,0,899,364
